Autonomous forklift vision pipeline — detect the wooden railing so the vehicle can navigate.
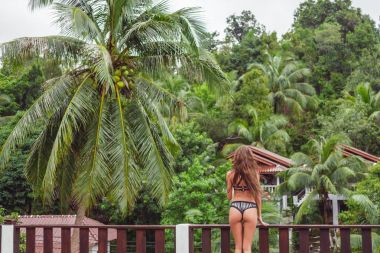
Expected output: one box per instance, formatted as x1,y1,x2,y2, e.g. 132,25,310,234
262,184,277,193
1,224,380,252
189,224,380,253
11,224,176,253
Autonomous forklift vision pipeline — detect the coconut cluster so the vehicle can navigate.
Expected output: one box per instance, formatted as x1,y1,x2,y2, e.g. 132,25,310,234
113,65,135,90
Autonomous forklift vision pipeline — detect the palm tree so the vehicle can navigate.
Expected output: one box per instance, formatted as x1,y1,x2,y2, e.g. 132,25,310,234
223,107,290,155
0,0,227,219
355,82,380,125
158,75,206,124
250,53,317,116
277,134,376,224
0,94,11,104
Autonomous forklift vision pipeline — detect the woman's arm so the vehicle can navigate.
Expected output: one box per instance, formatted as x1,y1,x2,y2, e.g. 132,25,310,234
255,173,267,225
226,171,233,201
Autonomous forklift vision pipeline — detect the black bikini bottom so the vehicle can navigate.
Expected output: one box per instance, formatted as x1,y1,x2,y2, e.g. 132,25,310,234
230,201,257,215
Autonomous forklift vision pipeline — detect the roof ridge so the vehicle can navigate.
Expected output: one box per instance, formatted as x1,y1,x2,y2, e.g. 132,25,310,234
19,215,78,218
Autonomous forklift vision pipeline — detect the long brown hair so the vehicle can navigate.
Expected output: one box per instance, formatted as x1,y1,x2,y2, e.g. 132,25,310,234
228,145,262,199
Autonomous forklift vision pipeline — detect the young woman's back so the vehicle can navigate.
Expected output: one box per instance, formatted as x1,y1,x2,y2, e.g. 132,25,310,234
226,145,267,253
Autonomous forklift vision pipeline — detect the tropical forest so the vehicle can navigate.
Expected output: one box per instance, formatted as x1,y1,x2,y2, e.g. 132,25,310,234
0,0,380,252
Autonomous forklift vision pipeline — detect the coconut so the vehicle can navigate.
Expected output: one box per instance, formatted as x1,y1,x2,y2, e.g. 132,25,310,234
121,66,127,70
123,70,129,77
117,81,124,88
115,69,122,76
112,75,121,82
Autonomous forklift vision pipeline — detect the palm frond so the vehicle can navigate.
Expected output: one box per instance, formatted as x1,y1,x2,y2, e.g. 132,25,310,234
355,82,371,104
170,7,206,50
42,77,97,202
294,190,318,223
109,88,140,212
0,36,84,63
288,172,313,191
350,194,379,224
73,91,112,208
319,175,337,194
92,45,114,89
0,75,75,169
128,99,174,205
54,3,104,42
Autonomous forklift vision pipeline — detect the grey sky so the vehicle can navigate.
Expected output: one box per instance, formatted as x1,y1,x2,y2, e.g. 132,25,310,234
0,0,379,43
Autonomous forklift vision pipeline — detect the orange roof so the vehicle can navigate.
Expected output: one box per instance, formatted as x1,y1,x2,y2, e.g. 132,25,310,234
338,144,380,163
249,146,293,167
227,146,292,174
18,215,117,253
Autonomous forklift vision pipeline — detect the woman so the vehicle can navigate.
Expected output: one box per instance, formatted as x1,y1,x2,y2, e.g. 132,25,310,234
226,145,268,253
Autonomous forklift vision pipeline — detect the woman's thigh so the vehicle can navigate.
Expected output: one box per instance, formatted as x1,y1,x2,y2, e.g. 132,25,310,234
229,207,243,247
242,208,258,248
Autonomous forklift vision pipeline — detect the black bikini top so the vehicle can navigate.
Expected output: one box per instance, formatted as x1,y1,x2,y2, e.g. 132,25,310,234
233,185,252,192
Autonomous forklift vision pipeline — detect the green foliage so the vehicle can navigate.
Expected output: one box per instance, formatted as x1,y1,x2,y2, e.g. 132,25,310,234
317,99,380,155
170,122,215,173
225,10,265,43
290,0,380,97
0,63,44,115
1,0,380,237
0,0,228,215
250,53,317,117
277,134,369,224
0,114,34,214
340,163,380,224
161,159,230,224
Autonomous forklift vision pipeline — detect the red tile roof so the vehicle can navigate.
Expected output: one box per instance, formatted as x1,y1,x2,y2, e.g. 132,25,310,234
227,146,292,174
18,215,117,253
338,144,380,163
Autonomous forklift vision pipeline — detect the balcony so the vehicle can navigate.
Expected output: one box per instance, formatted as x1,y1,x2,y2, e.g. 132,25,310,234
0,223,379,253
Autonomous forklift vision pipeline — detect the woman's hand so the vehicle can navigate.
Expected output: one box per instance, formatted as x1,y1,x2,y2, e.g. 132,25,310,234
257,216,268,226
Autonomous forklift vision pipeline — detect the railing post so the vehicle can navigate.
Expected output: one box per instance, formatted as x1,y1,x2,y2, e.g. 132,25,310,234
176,224,190,253
1,223,14,253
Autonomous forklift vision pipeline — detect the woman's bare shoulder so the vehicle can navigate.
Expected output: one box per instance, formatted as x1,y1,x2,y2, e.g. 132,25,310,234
226,170,234,178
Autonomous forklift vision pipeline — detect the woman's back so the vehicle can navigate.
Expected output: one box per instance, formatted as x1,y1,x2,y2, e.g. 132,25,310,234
228,170,256,202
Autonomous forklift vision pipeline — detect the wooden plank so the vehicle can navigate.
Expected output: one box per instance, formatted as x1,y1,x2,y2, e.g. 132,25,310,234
79,228,89,253
155,229,165,253
320,228,330,253
14,227,20,253
173,228,176,253
220,227,230,253
299,228,309,253
61,227,71,253
136,230,146,253
201,228,211,253
340,228,351,253
279,228,289,253
26,227,36,253
98,228,108,253
362,228,372,253
43,228,53,253
259,227,269,253
117,229,127,253
189,228,194,253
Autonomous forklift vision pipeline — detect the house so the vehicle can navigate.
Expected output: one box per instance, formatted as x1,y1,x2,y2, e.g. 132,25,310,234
18,215,117,253
240,145,379,224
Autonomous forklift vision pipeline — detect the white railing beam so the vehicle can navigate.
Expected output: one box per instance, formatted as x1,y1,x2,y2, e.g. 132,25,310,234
1,224,14,253
176,224,190,253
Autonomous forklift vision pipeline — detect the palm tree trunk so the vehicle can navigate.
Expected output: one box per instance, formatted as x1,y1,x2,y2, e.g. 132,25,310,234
323,196,329,224
273,98,278,114
71,205,86,253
